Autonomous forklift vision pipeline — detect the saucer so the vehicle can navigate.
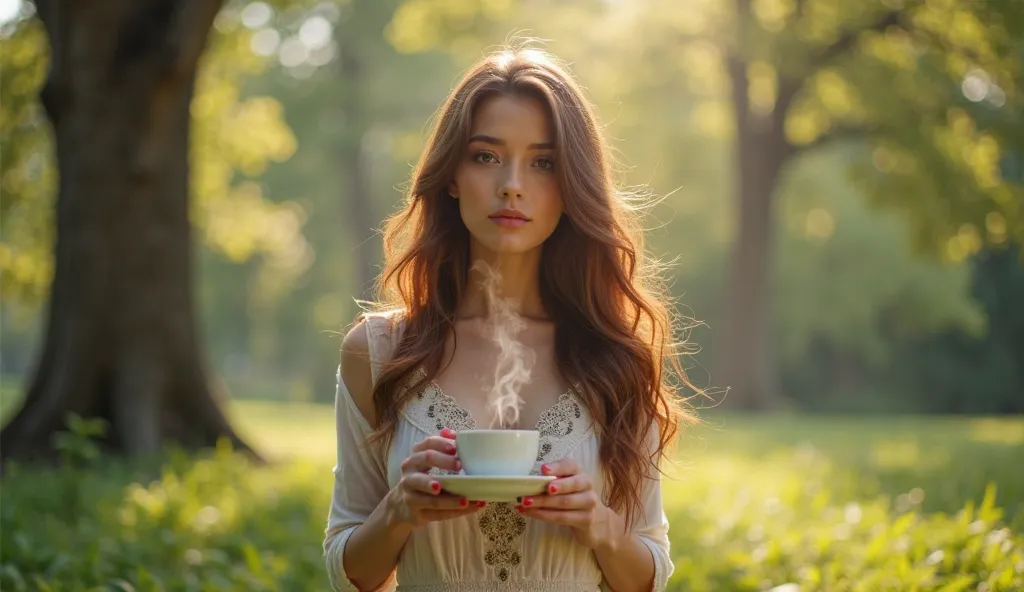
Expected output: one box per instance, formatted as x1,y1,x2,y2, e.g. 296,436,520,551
435,475,556,502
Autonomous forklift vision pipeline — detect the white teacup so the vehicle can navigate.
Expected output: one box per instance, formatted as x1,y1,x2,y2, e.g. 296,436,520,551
455,429,540,476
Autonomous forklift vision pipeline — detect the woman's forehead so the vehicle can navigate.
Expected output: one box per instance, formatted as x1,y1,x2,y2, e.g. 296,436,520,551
470,94,554,146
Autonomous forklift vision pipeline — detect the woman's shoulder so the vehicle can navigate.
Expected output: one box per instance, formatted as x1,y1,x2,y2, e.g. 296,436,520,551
343,307,408,373
340,308,407,425
358,307,407,340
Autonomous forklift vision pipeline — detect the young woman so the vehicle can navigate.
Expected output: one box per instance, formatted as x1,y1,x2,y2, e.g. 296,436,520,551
324,46,698,592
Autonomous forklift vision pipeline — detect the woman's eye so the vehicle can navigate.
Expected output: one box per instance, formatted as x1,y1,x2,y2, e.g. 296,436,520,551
473,152,497,164
535,157,555,171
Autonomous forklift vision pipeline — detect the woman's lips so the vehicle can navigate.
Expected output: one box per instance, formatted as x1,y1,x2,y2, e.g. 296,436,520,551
490,215,528,228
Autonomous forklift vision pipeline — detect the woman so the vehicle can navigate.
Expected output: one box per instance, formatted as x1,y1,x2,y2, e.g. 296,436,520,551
324,46,698,591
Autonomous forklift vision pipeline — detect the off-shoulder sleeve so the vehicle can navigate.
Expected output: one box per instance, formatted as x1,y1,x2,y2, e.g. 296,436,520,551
322,364,395,591
631,423,675,591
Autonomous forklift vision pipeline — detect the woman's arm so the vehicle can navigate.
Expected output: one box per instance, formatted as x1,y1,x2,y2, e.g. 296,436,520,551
325,320,407,591
592,505,658,592
340,491,417,591
326,319,481,591
520,461,660,592
617,426,674,592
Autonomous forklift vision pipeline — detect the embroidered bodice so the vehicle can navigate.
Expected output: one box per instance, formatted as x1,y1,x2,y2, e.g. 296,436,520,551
323,310,673,591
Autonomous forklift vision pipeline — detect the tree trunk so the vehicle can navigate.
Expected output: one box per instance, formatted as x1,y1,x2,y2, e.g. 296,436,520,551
337,19,376,302
0,0,257,465
716,55,791,410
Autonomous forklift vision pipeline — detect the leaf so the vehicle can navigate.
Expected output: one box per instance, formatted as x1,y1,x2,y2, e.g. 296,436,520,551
936,574,975,592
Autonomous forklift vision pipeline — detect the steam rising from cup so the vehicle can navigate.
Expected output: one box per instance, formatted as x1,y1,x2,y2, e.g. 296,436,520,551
473,261,535,429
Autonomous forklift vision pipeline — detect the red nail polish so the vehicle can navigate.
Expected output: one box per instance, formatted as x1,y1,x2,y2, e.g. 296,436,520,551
541,464,551,475
523,497,534,507
517,506,526,513
476,501,487,508
548,484,558,494
431,482,440,493
460,498,468,507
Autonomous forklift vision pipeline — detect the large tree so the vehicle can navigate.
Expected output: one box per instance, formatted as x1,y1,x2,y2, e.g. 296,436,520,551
711,0,1024,408
371,0,1024,408
0,0,299,462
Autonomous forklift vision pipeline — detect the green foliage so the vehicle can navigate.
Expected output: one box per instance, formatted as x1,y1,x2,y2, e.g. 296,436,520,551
663,462,1023,590
778,148,985,363
0,446,330,591
2,0,1021,421
374,0,1024,412
0,2,305,314
386,0,1024,256
4,405,1020,590
0,13,54,308
52,413,109,467
899,244,1024,413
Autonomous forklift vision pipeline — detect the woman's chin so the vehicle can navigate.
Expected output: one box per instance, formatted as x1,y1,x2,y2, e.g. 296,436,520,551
470,235,544,257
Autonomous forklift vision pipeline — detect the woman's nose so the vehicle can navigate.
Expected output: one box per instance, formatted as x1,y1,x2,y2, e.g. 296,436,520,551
500,185,523,199
499,166,524,199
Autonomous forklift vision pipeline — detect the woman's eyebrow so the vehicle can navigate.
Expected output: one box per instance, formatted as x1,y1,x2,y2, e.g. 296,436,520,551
468,134,555,150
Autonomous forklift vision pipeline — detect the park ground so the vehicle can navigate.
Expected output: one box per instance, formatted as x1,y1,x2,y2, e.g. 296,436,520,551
1,386,1022,590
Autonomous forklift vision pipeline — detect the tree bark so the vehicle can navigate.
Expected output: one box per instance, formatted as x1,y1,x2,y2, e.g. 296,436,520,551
714,3,903,410
337,13,376,302
716,55,790,410
0,0,258,465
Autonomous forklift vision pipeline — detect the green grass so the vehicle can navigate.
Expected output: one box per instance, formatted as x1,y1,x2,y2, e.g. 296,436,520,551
1,400,1022,590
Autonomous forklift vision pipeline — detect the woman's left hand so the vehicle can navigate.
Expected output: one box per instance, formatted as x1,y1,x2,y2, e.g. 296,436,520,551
517,458,620,550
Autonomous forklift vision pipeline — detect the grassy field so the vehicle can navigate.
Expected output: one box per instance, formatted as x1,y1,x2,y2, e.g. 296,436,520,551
1,397,1022,590
233,400,1024,520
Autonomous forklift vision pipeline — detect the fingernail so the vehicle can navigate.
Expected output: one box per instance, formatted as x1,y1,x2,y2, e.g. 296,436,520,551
517,506,526,514
541,464,551,475
455,460,463,470
476,501,487,508
460,497,468,507
447,444,457,453
431,482,440,493
548,484,558,494
523,497,534,507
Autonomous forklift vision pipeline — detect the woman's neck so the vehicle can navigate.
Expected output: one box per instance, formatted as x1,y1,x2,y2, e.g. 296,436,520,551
458,246,547,321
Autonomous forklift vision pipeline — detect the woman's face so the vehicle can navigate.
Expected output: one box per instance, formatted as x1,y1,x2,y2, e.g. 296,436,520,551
450,93,564,258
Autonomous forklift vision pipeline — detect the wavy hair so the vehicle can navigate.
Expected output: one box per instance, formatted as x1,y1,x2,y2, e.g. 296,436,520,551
363,46,700,526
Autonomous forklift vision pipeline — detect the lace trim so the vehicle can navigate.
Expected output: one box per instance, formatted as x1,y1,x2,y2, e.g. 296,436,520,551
533,387,591,466
406,368,478,434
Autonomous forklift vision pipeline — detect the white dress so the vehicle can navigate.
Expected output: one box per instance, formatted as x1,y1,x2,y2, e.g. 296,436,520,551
323,311,674,591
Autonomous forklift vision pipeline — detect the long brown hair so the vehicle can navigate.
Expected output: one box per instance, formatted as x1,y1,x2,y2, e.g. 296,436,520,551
364,46,700,526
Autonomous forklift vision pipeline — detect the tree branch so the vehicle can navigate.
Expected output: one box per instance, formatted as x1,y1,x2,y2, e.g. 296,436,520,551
794,124,876,155
169,0,226,76
790,0,807,26
815,10,903,69
113,0,224,80
769,10,905,142
773,75,802,133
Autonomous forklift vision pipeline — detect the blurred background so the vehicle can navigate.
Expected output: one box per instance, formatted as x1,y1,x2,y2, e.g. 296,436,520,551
1,0,1022,590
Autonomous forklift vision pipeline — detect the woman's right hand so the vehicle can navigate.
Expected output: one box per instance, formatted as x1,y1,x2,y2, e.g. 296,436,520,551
386,428,485,528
